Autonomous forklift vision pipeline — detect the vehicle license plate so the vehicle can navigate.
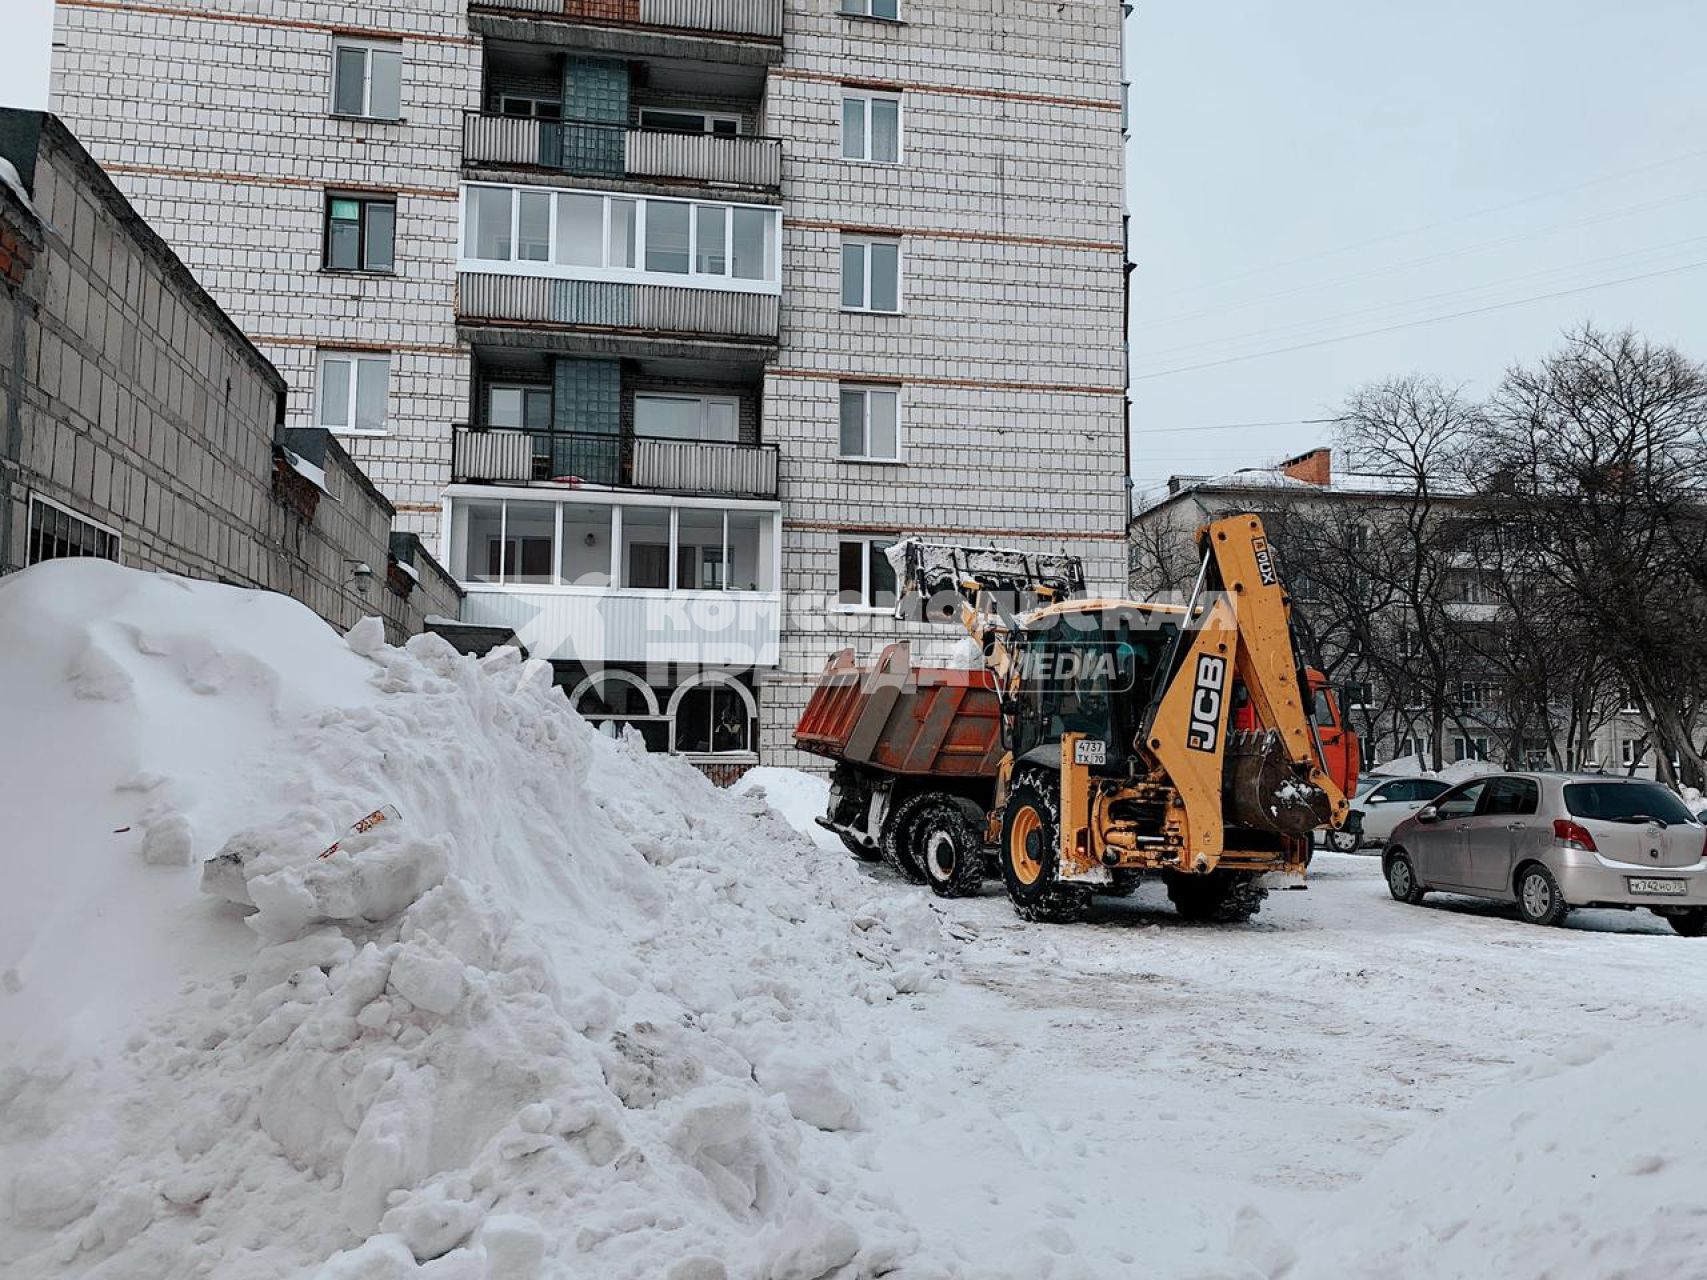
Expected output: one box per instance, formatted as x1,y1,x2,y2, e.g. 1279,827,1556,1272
1627,877,1687,896
1073,739,1106,765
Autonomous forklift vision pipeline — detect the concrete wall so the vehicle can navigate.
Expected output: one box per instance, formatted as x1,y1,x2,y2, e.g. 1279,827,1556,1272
0,112,461,644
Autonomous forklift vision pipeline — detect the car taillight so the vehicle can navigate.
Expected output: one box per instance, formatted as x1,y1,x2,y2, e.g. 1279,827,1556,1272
1552,818,1597,853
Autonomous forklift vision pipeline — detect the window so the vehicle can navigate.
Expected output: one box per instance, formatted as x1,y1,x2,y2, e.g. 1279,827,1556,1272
1397,628,1423,659
635,394,740,443
499,94,562,121
324,194,395,272
1397,735,1427,761
487,385,552,431
1480,777,1539,817
638,109,741,136
1564,781,1695,825
317,352,390,435
1621,738,1645,766
1344,681,1373,709
838,385,899,460
331,38,402,120
460,184,780,289
1434,779,1487,819
572,673,669,752
672,677,755,755
26,495,119,566
1452,736,1490,763
841,91,901,163
841,237,901,312
837,536,898,609
840,0,900,19
1459,680,1496,710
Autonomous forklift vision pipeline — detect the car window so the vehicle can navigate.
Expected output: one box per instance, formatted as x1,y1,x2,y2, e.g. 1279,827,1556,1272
1384,780,1426,802
1311,689,1335,727
1563,781,1696,825
1433,779,1486,818
1414,779,1451,801
1478,777,1539,817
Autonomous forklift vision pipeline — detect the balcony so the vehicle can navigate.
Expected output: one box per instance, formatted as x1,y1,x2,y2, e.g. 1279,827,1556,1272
444,488,782,665
463,113,782,191
472,0,784,41
457,273,778,345
451,425,779,497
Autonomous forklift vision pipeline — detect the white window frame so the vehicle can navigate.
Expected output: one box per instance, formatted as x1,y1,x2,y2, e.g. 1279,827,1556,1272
1452,735,1490,763
330,37,402,121
25,493,121,566
840,90,902,164
666,673,759,759
840,236,903,313
840,0,901,20
634,393,742,443
498,93,562,120
458,183,782,295
835,535,898,613
316,350,392,437
637,108,743,135
1397,735,1427,761
838,384,902,462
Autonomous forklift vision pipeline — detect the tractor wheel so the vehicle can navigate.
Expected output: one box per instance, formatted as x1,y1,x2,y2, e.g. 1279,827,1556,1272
1164,869,1267,924
999,772,1090,923
914,797,986,899
879,792,932,884
838,830,881,862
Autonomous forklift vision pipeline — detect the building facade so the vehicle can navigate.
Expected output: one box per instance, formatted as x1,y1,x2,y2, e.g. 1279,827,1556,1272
0,110,462,641
52,0,1130,773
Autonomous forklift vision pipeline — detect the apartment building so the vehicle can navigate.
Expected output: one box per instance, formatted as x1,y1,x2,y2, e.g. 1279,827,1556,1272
52,0,1130,774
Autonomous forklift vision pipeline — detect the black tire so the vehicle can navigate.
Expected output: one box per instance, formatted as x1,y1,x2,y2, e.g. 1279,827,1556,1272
914,798,986,899
1665,908,1707,937
999,771,1090,923
1515,862,1569,927
1385,850,1426,905
1164,869,1267,923
879,791,932,884
838,830,881,862
1328,829,1360,853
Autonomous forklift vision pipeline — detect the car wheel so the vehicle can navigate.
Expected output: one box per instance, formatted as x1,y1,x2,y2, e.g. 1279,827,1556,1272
1385,850,1426,905
1515,863,1570,927
1328,829,1360,853
1664,907,1707,937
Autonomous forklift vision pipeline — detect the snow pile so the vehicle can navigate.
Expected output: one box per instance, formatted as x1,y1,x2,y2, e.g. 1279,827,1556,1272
0,561,950,1280
1279,1028,1707,1278
1369,754,1500,784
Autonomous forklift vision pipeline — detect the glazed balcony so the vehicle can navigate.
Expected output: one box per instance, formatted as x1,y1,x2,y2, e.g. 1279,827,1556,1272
463,113,781,191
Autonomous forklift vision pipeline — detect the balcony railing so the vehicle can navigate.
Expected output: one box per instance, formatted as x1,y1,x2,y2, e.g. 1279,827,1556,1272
460,585,781,666
471,0,784,39
463,113,781,190
456,272,780,343
451,424,779,497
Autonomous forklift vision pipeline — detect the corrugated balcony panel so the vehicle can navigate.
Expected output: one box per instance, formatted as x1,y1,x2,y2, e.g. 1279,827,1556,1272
638,0,782,36
463,114,546,168
457,430,535,483
624,130,781,189
632,438,778,497
457,273,778,341
460,587,782,666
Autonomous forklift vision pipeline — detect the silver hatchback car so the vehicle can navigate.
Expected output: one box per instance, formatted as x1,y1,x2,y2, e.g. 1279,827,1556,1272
1382,772,1707,934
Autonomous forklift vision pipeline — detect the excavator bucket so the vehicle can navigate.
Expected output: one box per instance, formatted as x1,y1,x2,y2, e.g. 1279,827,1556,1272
1223,728,1335,836
888,539,1086,620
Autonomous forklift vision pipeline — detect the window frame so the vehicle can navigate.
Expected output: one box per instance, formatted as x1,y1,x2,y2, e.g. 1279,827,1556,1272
840,89,903,164
840,235,903,313
839,0,902,20
834,535,898,613
637,108,744,136
330,37,403,122
498,93,562,121
323,192,397,274
25,493,120,566
458,182,782,295
837,384,902,462
316,350,392,436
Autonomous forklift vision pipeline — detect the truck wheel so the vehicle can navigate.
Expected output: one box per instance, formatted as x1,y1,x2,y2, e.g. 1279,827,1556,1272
915,798,985,898
879,792,931,884
838,831,881,862
999,773,1090,923
1164,870,1267,923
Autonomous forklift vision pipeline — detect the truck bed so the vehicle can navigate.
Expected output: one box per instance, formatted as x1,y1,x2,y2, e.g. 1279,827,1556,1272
794,642,1003,778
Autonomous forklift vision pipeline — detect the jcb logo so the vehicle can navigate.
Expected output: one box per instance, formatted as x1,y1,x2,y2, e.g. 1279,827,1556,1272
1252,536,1277,587
1187,654,1227,752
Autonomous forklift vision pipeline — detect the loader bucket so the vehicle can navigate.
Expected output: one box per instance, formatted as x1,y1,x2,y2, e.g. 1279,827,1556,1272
1223,728,1334,836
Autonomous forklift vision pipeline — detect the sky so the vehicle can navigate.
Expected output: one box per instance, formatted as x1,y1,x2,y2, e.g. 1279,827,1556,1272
4,0,1704,502
1124,0,1707,499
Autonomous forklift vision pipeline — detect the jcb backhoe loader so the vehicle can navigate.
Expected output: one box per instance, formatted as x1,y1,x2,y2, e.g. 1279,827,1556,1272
796,513,1358,923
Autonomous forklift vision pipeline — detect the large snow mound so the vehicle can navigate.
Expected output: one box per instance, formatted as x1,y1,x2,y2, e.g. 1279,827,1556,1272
0,561,950,1279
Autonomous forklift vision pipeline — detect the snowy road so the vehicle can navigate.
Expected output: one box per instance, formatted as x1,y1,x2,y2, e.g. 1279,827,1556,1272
740,766,1707,1278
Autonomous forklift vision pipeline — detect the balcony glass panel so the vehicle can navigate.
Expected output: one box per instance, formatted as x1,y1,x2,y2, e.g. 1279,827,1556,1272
695,206,727,275
559,503,613,586
505,501,557,584
453,499,505,584
518,191,552,263
465,186,513,260
555,193,602,267
727,510,769,592
620,507,673,589
677,508,726,590
731,207,774,282
610,199,637,268
644,202,691,274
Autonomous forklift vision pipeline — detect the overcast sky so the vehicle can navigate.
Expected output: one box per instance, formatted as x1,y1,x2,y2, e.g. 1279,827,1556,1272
5,0,1705,500
1125,0,1707,497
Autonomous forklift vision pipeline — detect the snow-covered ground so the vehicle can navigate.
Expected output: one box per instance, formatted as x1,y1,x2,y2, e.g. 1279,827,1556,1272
4,562,1705,1279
